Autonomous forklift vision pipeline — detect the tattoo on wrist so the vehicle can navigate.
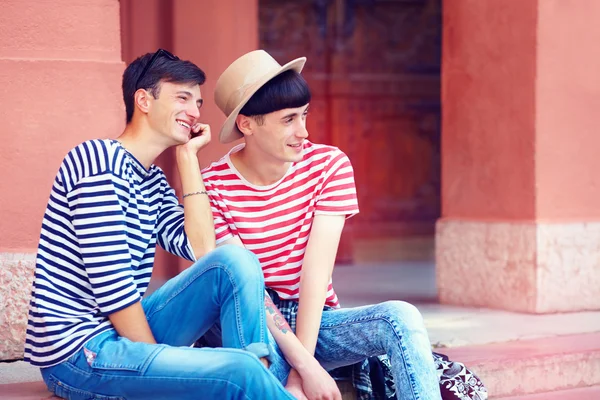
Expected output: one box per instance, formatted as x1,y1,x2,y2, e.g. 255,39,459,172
265,294,291,334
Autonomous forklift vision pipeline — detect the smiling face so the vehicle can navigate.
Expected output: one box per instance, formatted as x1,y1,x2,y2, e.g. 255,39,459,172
245,103,310,163
146,81,204,145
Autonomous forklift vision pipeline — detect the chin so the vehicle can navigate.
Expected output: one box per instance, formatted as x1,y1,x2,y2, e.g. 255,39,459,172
287,154,304,163
172,132,191,145
282,147,304,162
279,153,298,162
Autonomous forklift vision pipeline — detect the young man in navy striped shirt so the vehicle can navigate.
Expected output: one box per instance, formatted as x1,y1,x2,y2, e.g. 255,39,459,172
24,50,295,400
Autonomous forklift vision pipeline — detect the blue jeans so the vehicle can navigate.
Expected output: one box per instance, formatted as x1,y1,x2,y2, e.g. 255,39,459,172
40,245,294,400
267,301,442,400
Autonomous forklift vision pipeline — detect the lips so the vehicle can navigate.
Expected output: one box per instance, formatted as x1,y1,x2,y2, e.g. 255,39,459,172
176,120,191,130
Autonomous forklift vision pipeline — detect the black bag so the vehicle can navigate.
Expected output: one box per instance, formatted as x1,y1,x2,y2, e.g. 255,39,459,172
434,352,488,400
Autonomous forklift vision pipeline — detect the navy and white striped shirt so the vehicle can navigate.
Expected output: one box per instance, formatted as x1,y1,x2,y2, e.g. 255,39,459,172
24,139,195,367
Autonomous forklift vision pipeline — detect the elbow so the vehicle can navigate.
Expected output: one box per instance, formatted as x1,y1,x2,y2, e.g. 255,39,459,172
193,239,216,260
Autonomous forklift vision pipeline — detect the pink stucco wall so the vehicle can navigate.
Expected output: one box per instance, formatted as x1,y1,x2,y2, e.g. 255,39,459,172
443,0,600,222
441,0,537,221
535,0,600,220
0,0,260,360
172,0,258,168
439,0,600,313
0,0,124,360
120,0,258,168
0,0,125,254
120,0,258,276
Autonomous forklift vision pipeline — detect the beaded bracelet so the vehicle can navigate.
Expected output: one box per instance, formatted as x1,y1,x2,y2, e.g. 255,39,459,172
182,190,209,199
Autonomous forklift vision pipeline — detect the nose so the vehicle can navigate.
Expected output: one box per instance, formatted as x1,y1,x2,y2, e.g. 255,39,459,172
296,123,309,139
187,103,200,120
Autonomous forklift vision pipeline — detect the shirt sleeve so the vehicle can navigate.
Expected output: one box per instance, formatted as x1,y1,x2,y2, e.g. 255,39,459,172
68,172,141,316
155,181,196,262
315,150,360,218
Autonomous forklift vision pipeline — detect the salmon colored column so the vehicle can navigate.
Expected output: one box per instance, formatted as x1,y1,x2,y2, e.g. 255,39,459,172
170,0,259,273
120,0,183,280
120,0,258,277
0,0,125,360
438,0,600,313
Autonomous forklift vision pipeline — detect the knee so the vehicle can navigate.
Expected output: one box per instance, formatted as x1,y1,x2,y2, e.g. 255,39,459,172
206,245,264,286
227,352,268,382
379,300,427,335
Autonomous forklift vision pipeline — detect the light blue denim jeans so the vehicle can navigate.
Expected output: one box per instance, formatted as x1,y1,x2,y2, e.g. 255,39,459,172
203,299,442,400
40,245,294,400
268,301,443,400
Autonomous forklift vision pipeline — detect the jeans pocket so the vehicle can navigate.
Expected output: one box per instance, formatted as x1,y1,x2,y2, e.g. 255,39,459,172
85,335,163,375
46,374,124,400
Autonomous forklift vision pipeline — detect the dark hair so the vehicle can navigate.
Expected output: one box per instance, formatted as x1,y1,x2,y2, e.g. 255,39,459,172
239,70,311,125
122,51,206,123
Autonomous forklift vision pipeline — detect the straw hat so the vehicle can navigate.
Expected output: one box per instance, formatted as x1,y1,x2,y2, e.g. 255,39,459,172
214,50,306,143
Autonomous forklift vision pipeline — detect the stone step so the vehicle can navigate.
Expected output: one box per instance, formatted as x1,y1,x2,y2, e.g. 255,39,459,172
2,381,598,400
495,385,600,400
0,379,354,400
3,383,600,400
0,381,55,399
440,332,600,399
2,332,599,399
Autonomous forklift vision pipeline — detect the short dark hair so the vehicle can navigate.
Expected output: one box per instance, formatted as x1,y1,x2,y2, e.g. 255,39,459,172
239,70,311,125
122,51,206,123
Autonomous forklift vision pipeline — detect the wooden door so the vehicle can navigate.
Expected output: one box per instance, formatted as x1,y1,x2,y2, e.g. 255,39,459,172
260,0,442,262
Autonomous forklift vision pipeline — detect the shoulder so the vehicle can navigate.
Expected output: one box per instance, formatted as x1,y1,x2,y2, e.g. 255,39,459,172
201,154,232,185
63,139,116,168
148,163,168,181
58,139,121,190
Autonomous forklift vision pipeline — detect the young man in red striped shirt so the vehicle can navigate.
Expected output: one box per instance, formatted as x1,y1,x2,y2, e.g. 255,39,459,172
202,50,442,400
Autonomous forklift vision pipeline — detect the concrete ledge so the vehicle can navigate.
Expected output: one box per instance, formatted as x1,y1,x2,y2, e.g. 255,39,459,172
0,381,56,400
537,223,600,312
4,332,599,399
495,385,600,400
0,252,35,361
437,219,600,313
0,362,356,400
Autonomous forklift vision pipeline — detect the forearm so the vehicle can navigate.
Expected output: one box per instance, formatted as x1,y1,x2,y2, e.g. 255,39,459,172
176,147,215,258
295,273,329,355
295,215,345,354
264,292,319,374
222,237,319,371
267,293,342,400
108,301,156,344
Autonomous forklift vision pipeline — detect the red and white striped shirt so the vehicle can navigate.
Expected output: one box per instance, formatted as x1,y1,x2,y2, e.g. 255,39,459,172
201,141,359,307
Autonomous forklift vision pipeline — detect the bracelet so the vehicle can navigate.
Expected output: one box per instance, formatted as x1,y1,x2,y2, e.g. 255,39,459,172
182,190,209,199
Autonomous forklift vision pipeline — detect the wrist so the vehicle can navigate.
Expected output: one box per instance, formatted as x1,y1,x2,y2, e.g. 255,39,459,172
288,368,301,378
176,144,200,160
182,190,208,200
293,356,320,377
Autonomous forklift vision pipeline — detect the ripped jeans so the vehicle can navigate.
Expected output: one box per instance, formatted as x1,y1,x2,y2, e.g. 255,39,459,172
201,290,442,400
39,245,294,400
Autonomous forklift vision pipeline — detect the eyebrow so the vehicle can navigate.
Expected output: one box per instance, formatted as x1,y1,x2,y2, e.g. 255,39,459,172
280,105,310,120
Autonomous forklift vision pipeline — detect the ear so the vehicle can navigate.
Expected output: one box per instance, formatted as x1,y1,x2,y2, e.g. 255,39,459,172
134,88,152,116
235,114,254,137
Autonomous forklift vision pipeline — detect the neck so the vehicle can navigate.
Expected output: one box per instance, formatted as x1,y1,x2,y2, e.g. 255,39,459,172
232,144,291,186
117,119,170,170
